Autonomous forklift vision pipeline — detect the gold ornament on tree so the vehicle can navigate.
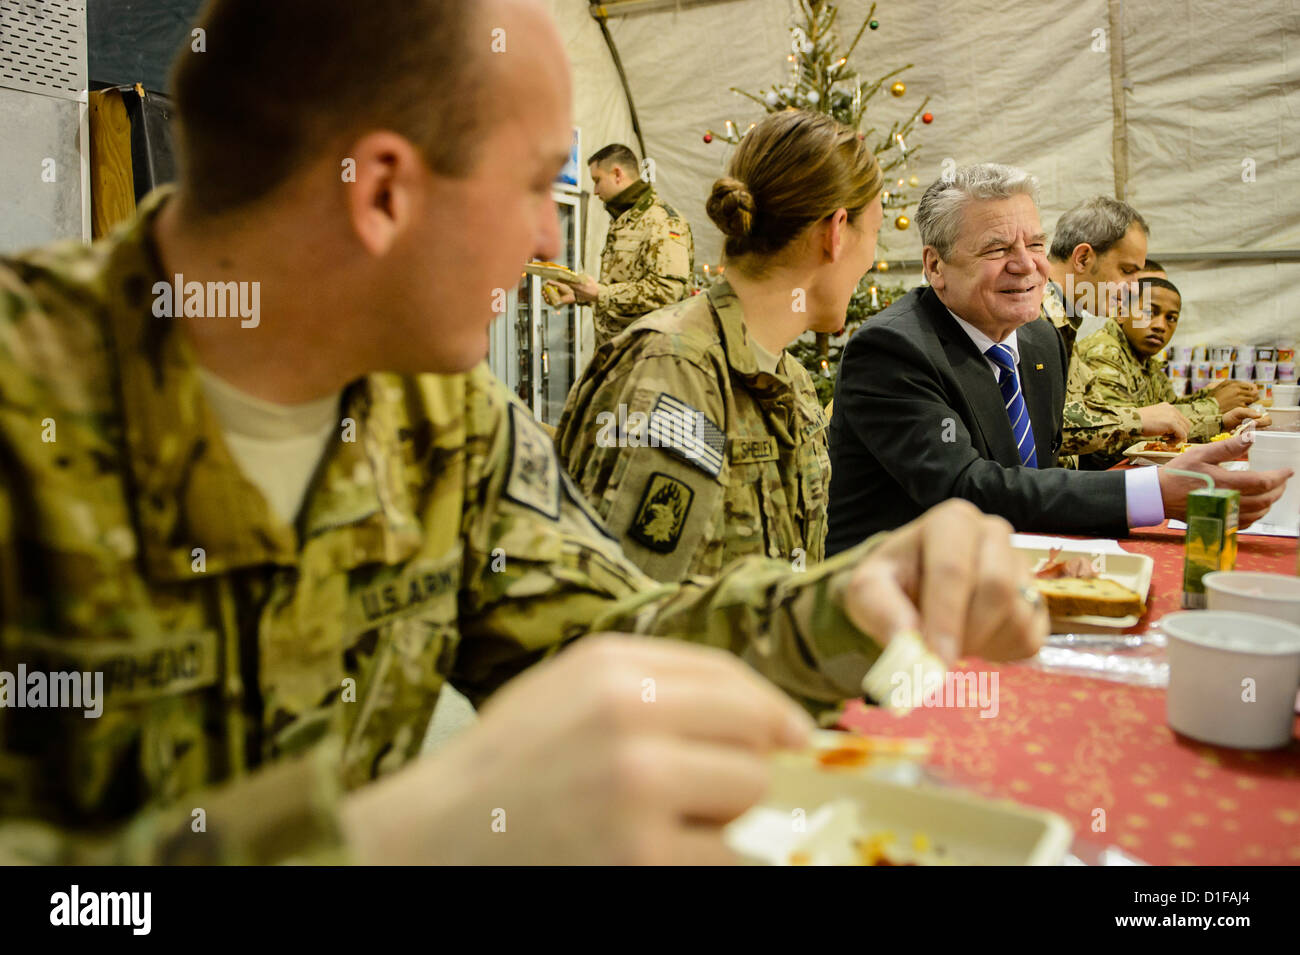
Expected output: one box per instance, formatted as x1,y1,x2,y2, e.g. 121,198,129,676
894,214,910,230
889,80,906,97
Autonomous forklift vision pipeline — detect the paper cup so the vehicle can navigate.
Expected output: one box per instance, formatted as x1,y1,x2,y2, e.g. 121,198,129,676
1264,405,1300,432
1256,347,1277,362
1173,345,1195,362
1235,344,1256,362
1232,362,1254,380
1205,572,1300,628
1248,430,1300,530
1210,346,1234,362
1163,611,1300,749
1256,360,1277,381
1272,382,1299,405
1276,346,1296,363
1192,345,1208,362
1212,361,1232,379
1278,361,1296,382
1167,361,1190,377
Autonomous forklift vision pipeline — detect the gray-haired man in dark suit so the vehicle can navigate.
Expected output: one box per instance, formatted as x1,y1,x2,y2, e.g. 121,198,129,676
825,163,1289,554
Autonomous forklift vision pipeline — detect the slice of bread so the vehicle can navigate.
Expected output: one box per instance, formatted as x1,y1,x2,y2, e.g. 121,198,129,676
1033,577,1145,618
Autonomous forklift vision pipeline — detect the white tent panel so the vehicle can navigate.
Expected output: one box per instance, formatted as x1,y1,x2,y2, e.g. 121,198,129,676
558,0,1296,345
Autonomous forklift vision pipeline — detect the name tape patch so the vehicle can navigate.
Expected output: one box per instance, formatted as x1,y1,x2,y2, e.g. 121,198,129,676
728,436,779,465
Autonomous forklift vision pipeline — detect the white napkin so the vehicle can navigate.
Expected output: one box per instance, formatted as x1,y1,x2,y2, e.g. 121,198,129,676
1010,534,1131,554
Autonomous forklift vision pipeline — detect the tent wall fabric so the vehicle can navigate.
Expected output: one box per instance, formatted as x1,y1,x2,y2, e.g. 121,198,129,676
563,0,1297,346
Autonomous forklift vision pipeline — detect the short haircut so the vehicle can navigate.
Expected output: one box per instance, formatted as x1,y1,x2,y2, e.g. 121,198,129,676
1139,275,1181,300
587,144,639,172
1048,195,1150,261
170,0,483,217
915,163,1039,261
1142,258,1164,272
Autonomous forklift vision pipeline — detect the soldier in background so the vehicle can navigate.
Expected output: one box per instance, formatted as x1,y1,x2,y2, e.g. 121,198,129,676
0,0,1046,864
547,143,694,348
557,111,883,582
1046,197,1192,460
1068,275,1268,469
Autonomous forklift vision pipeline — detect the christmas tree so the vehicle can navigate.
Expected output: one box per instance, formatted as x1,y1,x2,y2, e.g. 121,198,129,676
700,0,932,404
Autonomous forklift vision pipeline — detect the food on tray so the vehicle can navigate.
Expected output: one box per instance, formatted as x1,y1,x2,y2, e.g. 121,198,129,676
1034,546,1098,580
1032,576,1145,618
814,734,931,770
1210,431,1232,441
1141,439,1192,453
786,829,948,866
525,259,579,280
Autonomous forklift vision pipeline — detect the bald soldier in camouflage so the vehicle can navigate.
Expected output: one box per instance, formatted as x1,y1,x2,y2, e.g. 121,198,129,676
0,191,892,863
0,0,1049,866
549,144,695,347
556,279,829,581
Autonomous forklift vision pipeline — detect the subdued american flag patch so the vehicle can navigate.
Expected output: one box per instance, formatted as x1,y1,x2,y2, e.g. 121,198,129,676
648,394,725,477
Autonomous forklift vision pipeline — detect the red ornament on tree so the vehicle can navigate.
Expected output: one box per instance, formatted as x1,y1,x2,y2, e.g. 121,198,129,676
703,132,713,143
922,112,934,124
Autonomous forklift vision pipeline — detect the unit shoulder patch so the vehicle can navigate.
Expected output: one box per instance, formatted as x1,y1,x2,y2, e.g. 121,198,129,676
628,472,694,553
504,403,560,520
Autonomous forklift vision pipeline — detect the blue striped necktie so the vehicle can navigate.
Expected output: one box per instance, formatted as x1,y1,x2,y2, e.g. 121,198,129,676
985,343,1038,468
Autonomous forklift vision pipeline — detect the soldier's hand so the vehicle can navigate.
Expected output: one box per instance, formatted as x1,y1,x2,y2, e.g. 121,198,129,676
543,281,576,306
1160,433,1292,529
1223,406,1268,431
1138,402,1191,442
339,635,811,865
562,273,601,304
1210,379,1259,412
840,500,1047,666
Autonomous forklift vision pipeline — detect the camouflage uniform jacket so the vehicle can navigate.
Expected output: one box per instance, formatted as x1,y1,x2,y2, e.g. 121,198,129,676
0,190,885,864
1045,279,1144,462
556,279,831,583
1068,317,1222,467
593,182,694,347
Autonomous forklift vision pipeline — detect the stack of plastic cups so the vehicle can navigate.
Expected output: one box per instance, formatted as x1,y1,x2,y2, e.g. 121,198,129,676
1277,344,1296,385
1256,346,1277,405
1232,342,1254,382
1247,431,1300,533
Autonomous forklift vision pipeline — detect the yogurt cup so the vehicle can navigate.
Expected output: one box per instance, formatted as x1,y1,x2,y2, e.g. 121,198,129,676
1162,611,1300,749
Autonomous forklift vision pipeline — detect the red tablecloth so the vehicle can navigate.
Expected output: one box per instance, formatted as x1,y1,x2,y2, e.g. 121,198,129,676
839,524,1300,866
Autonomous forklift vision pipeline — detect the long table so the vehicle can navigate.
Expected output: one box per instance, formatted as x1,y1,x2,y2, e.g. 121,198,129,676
838,523,1300,865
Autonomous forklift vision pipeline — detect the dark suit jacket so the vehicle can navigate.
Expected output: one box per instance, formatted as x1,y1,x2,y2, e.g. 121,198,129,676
825,286,1128,555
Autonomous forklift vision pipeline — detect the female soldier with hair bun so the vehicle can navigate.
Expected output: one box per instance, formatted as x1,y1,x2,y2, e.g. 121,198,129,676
555,109,884,582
